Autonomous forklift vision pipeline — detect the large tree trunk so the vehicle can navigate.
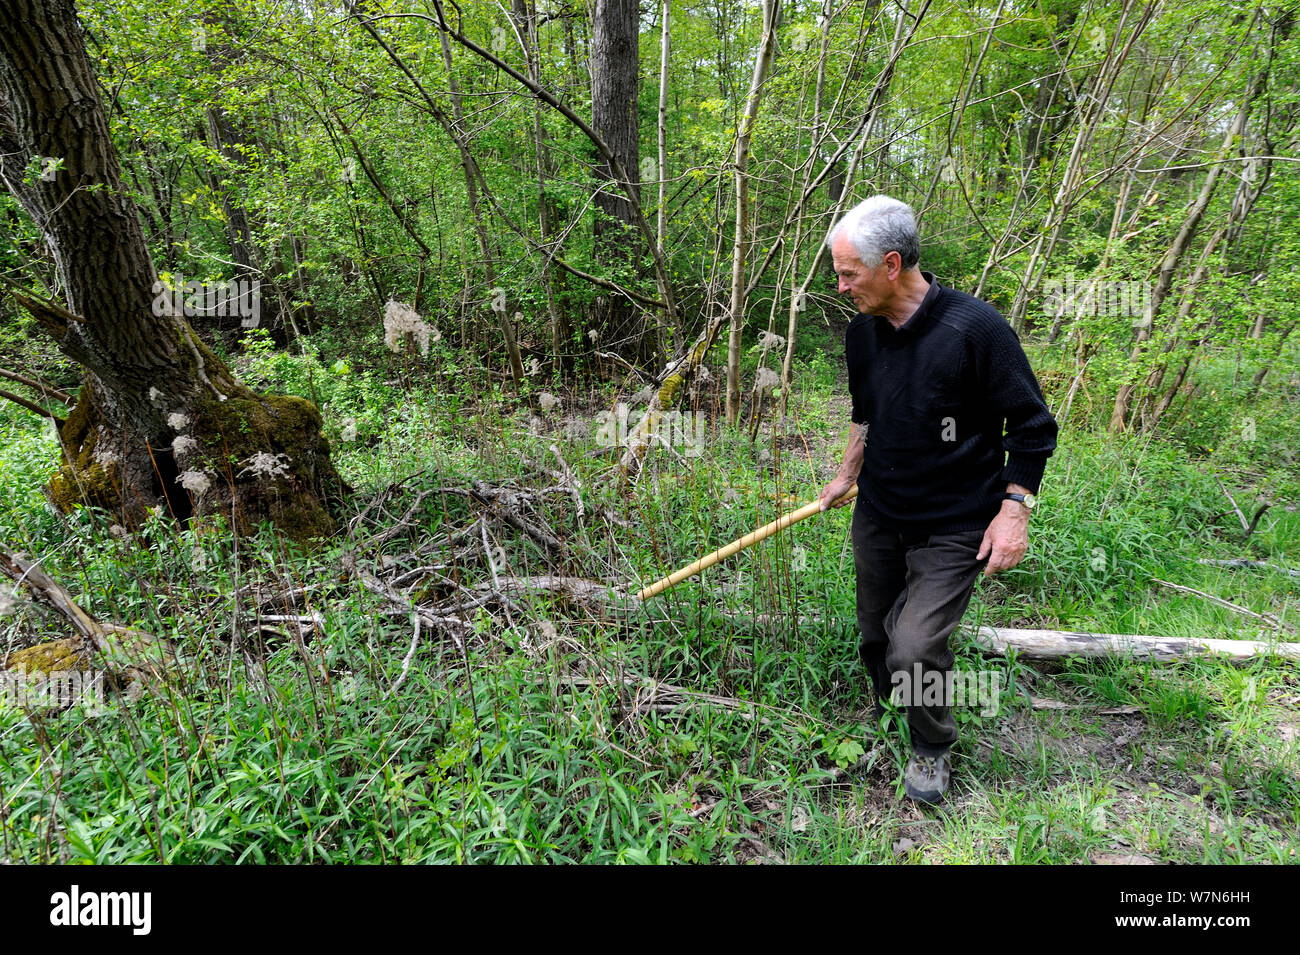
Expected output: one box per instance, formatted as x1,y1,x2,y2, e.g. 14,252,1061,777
591,0,652,362
0,0,343,541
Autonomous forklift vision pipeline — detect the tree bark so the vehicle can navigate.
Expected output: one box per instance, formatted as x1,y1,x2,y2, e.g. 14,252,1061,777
656,0,671,251
591,0,651,361
0,0,344,540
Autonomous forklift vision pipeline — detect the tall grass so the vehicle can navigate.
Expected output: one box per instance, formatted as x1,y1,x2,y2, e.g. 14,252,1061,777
1,335,1296,863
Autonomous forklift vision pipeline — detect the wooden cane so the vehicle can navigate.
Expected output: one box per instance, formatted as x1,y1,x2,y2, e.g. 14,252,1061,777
635,485,858,601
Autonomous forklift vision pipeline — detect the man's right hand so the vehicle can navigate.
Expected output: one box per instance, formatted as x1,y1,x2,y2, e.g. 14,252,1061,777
819,474,857,511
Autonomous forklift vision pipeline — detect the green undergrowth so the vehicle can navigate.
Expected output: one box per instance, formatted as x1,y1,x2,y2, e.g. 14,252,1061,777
0,340,1296,864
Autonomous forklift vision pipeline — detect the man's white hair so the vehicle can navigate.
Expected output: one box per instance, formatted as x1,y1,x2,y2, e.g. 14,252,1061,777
828,195,920,269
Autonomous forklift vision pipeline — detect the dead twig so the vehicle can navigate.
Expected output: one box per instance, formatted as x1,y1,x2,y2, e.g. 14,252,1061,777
1198,557,1300,580
386,612,421,698
367,488,437,549
1213,476,1250,533
1150,577,1292,632
343,552,471,650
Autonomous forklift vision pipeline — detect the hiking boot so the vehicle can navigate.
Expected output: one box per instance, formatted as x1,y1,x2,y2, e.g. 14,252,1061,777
904,750,950,804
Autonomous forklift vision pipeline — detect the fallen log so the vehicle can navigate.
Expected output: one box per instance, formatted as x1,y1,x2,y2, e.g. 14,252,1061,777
1,545,173,686
967,625,1300,663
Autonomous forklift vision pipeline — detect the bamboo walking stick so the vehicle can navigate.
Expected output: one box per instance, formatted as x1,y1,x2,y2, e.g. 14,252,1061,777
636,485,858,601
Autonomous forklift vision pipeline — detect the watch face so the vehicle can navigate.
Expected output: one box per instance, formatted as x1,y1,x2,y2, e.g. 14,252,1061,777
1023,493,1037,509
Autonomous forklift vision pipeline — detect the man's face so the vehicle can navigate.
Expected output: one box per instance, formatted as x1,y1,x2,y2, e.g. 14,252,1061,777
832,235,892,316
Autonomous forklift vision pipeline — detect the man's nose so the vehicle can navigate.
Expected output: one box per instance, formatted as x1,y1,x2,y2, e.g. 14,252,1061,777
837,277,848,294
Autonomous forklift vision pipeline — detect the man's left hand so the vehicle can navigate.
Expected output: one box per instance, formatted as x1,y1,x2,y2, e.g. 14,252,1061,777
977,502,1030,576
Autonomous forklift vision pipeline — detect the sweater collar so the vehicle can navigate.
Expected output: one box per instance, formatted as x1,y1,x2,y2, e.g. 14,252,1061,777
873,271,941,337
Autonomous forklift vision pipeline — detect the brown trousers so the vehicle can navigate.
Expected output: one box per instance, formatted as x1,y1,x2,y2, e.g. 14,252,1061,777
852,502,986,755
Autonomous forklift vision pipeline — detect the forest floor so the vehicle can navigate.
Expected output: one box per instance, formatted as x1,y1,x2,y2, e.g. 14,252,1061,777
1,328,1297,863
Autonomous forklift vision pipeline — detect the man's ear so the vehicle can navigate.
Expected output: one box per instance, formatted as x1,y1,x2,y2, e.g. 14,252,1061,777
884,250,902,280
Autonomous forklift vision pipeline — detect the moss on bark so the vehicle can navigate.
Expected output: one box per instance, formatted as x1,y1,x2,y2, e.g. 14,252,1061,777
47,385,120,513
46,384,346,545
5,638,88,674
190,393,344,543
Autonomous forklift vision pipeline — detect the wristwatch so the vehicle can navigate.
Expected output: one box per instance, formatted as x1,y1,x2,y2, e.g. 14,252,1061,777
1003,492,1037,511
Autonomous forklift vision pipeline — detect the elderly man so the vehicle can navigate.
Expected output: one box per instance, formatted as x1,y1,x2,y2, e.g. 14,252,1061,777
818,195,1058,804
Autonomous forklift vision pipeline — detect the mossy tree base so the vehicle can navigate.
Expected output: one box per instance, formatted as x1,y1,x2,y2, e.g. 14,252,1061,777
47,382,346,544
189,393,345,541
0,1,347,546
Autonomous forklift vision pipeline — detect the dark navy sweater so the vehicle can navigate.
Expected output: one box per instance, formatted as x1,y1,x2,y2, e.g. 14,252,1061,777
846,272,1058,532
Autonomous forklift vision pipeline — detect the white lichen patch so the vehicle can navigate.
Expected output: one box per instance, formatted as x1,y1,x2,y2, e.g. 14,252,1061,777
237,451,292,482
177,470,212,495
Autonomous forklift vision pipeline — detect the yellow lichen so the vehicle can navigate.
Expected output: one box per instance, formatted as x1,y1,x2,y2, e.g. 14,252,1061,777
5,638,88,674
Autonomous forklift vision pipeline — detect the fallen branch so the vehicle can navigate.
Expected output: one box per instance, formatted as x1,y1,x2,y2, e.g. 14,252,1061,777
1,545,173,684
1197,558,1300,580
366,488,437,549
472,574,630,607
0,366,73,404
344,469,430,539
470,481,566,556
1244,503,1271,540
0,386,63,424
343,552,472,649
1213,476,1250,532
1150,577,1292,631
968,625,1300,663
386,612,421,698
0,546,107,653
